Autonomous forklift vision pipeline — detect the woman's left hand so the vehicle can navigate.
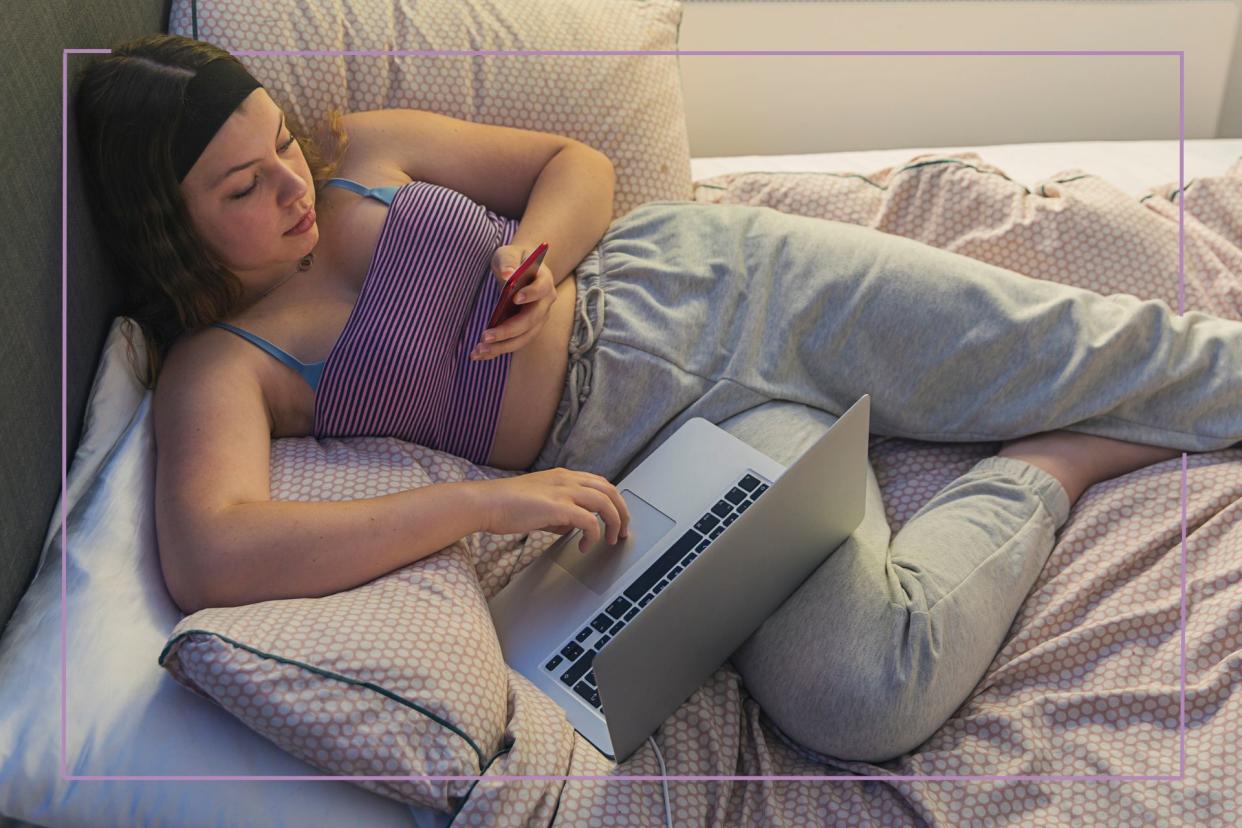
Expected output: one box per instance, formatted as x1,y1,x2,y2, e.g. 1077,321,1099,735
471,245,558,361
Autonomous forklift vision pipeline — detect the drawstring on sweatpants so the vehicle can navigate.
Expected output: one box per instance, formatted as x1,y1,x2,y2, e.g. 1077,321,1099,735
550,280,606,449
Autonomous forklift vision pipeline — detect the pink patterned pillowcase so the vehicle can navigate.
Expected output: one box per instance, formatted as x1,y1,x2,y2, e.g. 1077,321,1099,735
158,436,543,811
168,0,694,220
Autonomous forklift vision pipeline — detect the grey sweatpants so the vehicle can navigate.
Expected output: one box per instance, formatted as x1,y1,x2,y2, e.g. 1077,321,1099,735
528,201,1242,762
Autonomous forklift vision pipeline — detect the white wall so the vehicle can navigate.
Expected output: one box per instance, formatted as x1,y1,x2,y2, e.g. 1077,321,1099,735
677,1,1241,157
1218,0,1242,136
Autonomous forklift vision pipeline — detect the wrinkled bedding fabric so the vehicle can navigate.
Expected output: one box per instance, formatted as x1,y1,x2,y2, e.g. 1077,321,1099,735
239,154,1240,826
454,154,1242,826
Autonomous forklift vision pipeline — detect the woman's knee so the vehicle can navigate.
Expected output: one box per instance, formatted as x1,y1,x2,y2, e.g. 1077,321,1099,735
756,664,951,762
732,608,964,763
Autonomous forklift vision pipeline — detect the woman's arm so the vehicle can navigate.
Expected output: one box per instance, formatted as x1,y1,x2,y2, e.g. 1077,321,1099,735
505,143,616,288
338,108,615,290
155,338,629,613
189,484,486,612
154,336,489,614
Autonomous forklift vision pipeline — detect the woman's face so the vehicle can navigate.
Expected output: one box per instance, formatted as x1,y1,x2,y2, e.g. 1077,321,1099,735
179,88,318,303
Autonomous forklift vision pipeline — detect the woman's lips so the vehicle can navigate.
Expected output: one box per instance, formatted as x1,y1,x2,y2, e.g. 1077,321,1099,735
285,207,315,236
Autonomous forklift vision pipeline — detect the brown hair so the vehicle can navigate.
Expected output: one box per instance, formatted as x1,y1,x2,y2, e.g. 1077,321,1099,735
73,33,350,389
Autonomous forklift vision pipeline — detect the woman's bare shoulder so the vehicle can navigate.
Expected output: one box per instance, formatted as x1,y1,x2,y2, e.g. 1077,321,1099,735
316,108,411,184
155,328,272,431
152,326,277,578
161,324,245,381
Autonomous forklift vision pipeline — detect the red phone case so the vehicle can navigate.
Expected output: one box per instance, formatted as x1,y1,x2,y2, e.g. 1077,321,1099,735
488,242,549,329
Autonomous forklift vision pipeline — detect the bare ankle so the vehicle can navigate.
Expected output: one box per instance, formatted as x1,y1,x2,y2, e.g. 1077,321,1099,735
998,430,1183,509
997,441,1087,506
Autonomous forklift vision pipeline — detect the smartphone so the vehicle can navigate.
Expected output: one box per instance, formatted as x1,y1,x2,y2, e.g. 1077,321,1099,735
488,242,549,329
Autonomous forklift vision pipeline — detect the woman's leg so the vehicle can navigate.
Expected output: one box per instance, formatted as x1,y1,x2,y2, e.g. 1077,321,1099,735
541,202,1242,487
721,407,1191,762
532,202,1241,760
711,400,1073,762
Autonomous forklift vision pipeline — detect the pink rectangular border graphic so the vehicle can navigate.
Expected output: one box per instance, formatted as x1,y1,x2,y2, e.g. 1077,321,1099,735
63,45,1187,784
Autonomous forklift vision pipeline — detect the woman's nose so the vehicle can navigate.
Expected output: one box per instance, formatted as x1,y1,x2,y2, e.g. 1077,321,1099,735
282,171,309,204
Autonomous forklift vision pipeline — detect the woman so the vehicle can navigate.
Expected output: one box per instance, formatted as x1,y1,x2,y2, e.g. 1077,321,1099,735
75,34,1239,763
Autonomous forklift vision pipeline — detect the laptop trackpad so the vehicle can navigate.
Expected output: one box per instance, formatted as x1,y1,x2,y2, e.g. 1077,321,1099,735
551,489,676,596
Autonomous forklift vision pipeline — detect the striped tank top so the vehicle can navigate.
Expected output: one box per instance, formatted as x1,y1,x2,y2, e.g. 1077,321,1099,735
212,177,518,465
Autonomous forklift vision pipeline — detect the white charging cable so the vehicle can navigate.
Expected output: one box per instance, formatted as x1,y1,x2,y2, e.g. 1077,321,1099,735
648,734,674,828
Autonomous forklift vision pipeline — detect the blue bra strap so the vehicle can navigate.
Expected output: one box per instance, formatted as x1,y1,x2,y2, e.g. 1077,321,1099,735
211,322,325,393
323,177,401,206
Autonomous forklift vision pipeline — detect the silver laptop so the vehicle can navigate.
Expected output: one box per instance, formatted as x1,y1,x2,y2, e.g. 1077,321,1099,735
488,394,870,762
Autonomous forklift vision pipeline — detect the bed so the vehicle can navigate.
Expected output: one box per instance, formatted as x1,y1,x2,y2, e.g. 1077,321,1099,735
3,1,1240,826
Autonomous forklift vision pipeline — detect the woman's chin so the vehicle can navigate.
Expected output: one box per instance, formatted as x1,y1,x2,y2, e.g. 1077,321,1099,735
286,225,319,252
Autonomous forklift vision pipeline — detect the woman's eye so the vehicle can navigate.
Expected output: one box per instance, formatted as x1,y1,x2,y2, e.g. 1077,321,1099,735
231,180,257,200
230,136,298,200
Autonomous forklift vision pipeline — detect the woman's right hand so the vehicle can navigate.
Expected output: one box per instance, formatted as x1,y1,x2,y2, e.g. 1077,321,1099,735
477,468,631,552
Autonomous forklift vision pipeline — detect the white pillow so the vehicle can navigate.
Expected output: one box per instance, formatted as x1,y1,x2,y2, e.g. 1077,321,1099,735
0,318,445,828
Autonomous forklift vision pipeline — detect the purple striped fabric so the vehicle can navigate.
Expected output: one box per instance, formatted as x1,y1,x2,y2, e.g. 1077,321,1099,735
312,181,518,465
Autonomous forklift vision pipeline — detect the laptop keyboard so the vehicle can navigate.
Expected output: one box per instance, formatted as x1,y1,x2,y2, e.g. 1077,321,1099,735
542,472,771,712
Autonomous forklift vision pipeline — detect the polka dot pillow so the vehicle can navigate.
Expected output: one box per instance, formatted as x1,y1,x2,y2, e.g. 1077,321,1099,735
158,436,557,810
167,0,694,220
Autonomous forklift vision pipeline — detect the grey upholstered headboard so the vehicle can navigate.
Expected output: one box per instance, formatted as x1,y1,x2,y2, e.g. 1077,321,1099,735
0,0,172,634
